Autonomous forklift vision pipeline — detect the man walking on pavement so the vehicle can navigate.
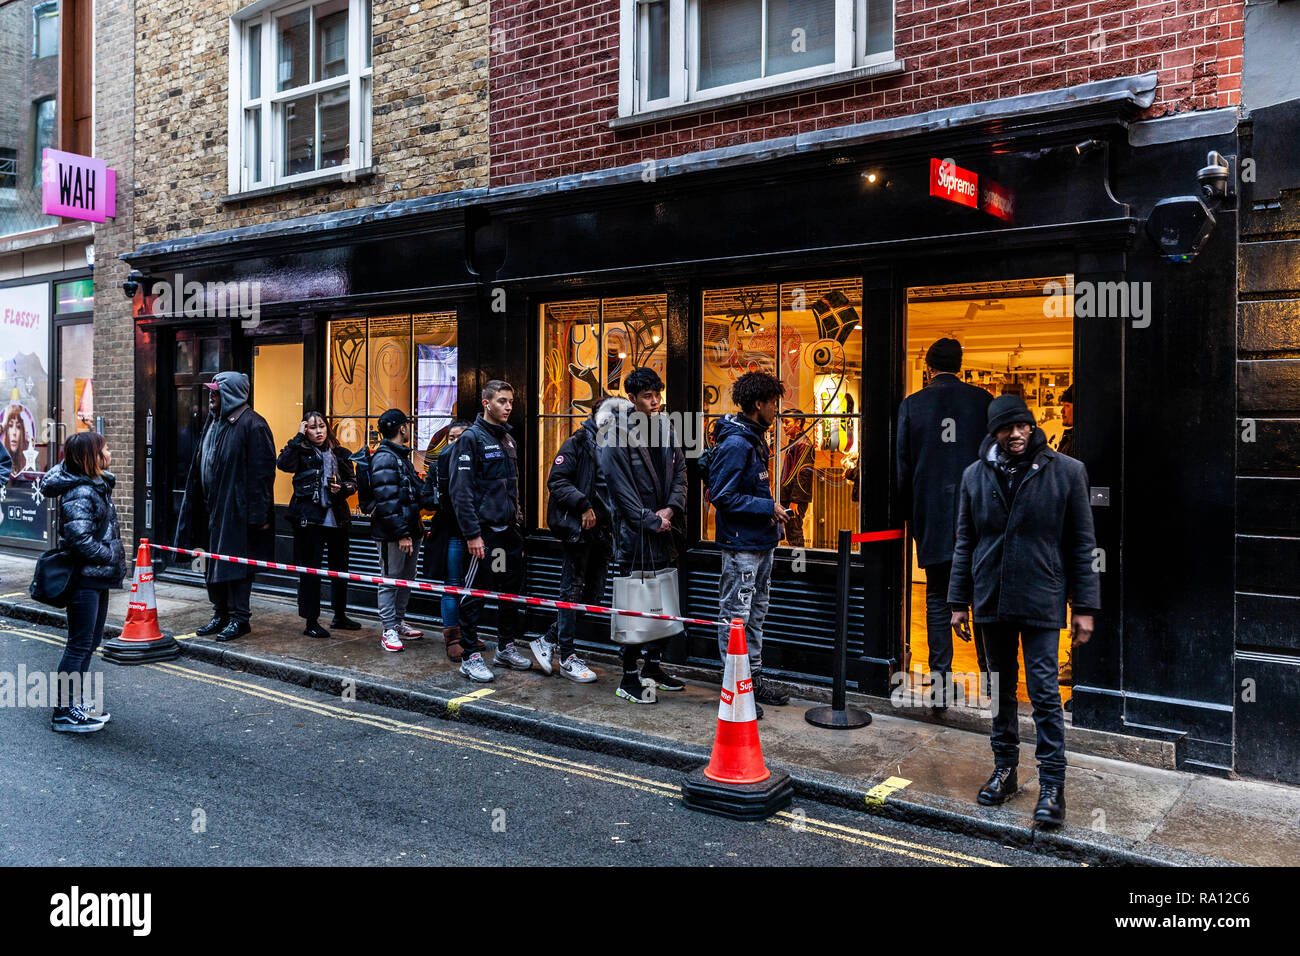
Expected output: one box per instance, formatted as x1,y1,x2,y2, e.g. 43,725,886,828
176,371,276,643
597,367,688,703
707,370,794,719
450,380,531,681
369,409,430,653
896,337,992,704
532,398,610,683
948,394,1100,827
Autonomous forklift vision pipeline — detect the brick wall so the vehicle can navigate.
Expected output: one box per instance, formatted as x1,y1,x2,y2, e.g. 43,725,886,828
94,0,138,543
134,0,490,245
490,0,1245,186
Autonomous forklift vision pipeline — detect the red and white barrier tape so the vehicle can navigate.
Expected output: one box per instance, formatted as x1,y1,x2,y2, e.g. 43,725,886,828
851,529,905,544
148,543,725,628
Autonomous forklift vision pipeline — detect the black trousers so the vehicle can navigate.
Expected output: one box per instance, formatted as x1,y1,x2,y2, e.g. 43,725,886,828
923,562,988,683
459,526,524,656
544,538,612,658
207,575,253,624
980,622,1066,786
292,522,350,621
57,586,110,707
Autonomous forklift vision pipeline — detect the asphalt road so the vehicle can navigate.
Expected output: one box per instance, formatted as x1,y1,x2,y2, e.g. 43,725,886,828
0,618,1069,867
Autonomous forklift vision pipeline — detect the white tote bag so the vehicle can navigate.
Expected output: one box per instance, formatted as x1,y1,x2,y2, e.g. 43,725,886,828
611,567,685,644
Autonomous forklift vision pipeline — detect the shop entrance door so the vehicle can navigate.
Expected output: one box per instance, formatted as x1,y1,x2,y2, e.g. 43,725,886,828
251,341,304,512
902,276,1076,707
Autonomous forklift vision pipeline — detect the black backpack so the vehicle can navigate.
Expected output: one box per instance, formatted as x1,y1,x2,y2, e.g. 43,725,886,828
349,446,376,514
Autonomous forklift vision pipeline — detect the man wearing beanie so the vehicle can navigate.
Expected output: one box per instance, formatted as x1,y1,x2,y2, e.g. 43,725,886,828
948,393,1100,827
896,337,992,704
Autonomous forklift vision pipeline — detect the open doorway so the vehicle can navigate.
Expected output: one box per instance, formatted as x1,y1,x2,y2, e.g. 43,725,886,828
904,276,1075,706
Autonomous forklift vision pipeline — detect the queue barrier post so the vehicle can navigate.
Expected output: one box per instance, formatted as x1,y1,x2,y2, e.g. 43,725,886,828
804,528,872,730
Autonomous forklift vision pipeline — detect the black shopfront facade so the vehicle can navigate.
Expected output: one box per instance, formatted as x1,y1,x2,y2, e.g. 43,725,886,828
126,74,1264,777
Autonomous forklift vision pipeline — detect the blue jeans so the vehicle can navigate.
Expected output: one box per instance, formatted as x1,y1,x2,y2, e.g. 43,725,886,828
442,537,468,627
57,587,109,708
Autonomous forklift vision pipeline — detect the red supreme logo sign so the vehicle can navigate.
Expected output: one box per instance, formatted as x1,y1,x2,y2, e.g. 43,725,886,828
930,158,978,208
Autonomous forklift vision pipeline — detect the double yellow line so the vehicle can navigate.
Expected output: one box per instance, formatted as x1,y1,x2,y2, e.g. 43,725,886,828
4,622,1006,866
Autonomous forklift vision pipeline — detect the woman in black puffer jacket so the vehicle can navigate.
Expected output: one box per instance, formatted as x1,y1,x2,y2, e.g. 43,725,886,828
42,431,128,733
276,411,360,639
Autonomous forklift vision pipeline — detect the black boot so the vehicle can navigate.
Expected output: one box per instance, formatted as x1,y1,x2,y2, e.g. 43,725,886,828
196,615,228,637
977,766,1019,805
330,614,362,630
753,673,789,706
1034,782,1066,827
303,620,330,639
215,620,251,642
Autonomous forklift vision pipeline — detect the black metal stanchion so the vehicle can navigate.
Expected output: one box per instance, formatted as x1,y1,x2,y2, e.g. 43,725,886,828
805,528,871,729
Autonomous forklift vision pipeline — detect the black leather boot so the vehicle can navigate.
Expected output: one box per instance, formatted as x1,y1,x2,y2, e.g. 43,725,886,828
196,615,228,637
1034,782,1066,827
215,620,251,642
977,766,1019,805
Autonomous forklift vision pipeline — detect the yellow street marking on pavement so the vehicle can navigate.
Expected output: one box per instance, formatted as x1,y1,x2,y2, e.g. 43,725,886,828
446,688,495,714
865,775,912,806
3,622,1006,865
0,592,25,598
173,632,198,641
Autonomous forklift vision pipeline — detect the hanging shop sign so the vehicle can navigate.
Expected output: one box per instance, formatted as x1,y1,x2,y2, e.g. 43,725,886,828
41,149,117,223
930,158,978,208
0,283,52,543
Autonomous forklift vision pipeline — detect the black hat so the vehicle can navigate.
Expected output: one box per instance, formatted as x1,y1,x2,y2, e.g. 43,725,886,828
987,394,1036,435
925,337,962,373
377,408,412,434
1060,385,1074,404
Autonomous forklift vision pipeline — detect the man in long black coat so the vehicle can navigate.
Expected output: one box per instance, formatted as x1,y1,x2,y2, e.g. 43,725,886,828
948,394,1099,827
176,371,276,642
896,338,992,697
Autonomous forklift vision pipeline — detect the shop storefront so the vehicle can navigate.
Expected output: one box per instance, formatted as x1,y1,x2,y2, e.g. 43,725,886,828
126,77,1247,773
0,272,94,550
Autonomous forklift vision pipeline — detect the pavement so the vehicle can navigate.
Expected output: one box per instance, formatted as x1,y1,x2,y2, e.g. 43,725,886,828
3,549,1299,867
0,619,1063,867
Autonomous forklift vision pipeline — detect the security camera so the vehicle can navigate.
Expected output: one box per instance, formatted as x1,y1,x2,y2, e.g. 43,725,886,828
1197,151,1231,201
122,269,144,299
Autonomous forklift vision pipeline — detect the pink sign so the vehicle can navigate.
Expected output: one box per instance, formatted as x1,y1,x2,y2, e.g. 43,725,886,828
41,148,116,223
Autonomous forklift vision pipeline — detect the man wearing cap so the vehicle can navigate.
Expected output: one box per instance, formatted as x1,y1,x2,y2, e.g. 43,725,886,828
176,371,277,642
948,394,1099,827
896,337,992,704
369,409,430,653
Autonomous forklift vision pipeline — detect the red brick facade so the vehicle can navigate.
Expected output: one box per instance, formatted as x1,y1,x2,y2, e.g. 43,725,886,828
490,0,1244,186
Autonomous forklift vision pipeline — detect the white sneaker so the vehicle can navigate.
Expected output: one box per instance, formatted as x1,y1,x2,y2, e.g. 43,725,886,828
459,652,495,682
493,641,533,670
529,637,556,675
559,654,597,683
396,621,424,639
81,697,110,723
381,629,404,653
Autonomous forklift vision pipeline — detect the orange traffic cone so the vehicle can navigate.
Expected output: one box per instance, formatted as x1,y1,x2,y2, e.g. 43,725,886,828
102,539,181,665
682,618,793,820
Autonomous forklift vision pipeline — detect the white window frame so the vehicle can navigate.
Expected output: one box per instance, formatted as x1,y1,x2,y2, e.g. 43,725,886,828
619,0,894,118
228,0,372,195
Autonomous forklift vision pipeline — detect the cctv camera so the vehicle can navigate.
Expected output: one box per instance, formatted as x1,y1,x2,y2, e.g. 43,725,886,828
122,269,143,299
1197,150,1231,201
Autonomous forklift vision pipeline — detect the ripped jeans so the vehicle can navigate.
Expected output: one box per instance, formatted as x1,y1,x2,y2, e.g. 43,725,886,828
716,548,774,675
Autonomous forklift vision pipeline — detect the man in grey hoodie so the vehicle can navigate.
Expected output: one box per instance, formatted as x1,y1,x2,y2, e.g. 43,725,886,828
176,371,277,642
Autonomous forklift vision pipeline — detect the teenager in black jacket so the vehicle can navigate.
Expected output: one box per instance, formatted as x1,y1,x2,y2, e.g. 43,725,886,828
531,399,609,683
369,409,431,653
43,431,128,733
276,412,361,639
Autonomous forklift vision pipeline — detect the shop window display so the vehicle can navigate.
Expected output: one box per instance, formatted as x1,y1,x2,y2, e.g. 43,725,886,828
701,278,863,549
538,294,668,517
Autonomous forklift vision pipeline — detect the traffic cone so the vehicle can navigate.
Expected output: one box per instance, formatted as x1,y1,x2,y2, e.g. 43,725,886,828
682,618,793,820
102,539,182,665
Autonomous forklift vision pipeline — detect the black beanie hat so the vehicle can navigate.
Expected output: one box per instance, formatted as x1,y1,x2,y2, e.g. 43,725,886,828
925,337,962,373
1060,385,1074,404
987,394,1036,435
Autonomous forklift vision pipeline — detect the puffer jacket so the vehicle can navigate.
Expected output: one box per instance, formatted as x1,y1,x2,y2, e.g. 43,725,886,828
43,463,129,588
595,398,686,569
948,428,1101,629
368,439,428,541
708,413,781,552
276,434,357,528
546,415,611,543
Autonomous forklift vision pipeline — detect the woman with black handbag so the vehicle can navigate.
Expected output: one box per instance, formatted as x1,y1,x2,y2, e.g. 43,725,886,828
41,431,128,733
276,412,360,639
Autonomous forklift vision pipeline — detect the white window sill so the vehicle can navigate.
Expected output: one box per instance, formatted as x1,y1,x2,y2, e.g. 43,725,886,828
611,59,905,130
221,165,376,205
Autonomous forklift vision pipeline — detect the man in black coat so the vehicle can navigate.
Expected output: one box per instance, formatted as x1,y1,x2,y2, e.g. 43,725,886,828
596,367,687,703
948,394,1099,827
175,371,276,642
896,338,992,697
531,398,610,683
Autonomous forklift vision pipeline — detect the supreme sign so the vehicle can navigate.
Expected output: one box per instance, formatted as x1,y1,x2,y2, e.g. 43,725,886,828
930,158,978,208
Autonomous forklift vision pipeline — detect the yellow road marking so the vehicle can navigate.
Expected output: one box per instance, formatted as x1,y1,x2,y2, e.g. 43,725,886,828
173,632,198,641
865,775,912,806
446,687,495,714
3,623,1007,865
0,592,25,599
